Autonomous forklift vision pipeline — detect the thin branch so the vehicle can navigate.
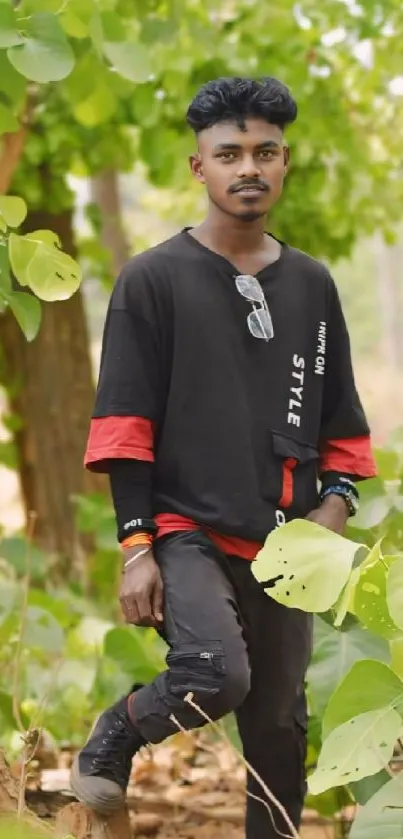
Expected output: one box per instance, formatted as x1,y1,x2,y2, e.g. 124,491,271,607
180,694,300,839
12,511,37,734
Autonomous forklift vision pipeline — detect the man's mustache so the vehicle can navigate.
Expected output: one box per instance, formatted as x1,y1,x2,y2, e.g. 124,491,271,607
229,180,270,194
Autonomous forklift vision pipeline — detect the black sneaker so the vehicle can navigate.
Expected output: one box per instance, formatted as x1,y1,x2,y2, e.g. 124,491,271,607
70,691,145,813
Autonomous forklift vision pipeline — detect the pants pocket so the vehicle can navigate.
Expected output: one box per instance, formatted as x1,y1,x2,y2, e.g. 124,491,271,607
167,642,226,698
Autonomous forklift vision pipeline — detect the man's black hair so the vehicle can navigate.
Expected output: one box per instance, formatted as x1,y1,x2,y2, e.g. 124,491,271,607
186,77,297,133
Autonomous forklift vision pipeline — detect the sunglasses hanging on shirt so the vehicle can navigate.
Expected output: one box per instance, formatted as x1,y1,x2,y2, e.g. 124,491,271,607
234,274,274,342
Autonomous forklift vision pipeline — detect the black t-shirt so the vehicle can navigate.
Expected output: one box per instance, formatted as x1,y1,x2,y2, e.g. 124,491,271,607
91,230,369,542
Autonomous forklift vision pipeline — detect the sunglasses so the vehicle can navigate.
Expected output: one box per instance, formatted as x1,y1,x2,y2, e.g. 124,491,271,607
235,274,274,342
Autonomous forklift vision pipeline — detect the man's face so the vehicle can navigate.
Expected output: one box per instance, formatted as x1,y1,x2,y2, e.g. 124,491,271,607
190,118,289,222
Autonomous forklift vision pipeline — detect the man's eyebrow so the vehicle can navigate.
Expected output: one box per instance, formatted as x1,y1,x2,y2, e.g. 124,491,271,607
213,140,281,151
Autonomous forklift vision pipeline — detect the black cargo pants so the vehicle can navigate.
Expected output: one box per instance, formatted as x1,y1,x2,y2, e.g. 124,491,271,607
132,531,313,839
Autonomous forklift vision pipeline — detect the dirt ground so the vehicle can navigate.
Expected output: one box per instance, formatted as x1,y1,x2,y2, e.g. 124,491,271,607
32,733,342,839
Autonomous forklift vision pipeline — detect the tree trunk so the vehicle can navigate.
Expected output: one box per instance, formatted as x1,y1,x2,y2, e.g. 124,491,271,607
91,170,130,277
55,802,133,839
0,207,106,574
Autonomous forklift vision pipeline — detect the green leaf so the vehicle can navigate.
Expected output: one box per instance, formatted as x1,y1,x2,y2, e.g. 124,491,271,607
0,536,48,581
0,580,16,625
0,52,27,107
8,13,75,83
0,242,11,293
0,195,27,228
333,566,360,628
387,559,403,631
322,660,403,738
0,691,29,729
307,617,390,717
349,478,391,530
308,707,401,795
0,103,19,134
9,231,81,301
23,606,64,653
73,82,116,127
103,40,152,83
349,776,403,839
391,639,403,680
0,4,24,47
104,626,164,683
7,291,41,341
252,519,363,612
349,770,391,806
354,548,402,640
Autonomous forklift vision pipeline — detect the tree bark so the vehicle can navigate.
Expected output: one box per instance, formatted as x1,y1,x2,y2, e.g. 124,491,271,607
91,170,130,277
0,207,106,574
55,802,133,839
0,749,18,814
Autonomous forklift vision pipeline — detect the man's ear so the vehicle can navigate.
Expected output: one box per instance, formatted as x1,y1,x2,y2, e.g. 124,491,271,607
283,145,290,175
189,153,205,183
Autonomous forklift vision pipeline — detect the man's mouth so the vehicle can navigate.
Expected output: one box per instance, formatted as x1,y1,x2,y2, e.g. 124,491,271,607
232,183,268,194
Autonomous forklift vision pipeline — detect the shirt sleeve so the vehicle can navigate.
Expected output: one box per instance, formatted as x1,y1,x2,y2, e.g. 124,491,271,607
84,262,165,472
319,278,376,481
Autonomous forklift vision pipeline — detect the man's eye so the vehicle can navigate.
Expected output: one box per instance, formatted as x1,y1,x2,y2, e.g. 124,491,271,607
218,152,236,161
259,150,274,159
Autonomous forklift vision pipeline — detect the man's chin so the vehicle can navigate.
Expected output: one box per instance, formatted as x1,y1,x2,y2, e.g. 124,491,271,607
236,209,267,222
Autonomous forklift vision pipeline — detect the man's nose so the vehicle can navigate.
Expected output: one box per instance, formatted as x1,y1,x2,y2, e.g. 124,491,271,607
236,155,261,179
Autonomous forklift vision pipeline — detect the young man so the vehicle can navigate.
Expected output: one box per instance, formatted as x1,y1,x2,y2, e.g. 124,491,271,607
71,77,376,837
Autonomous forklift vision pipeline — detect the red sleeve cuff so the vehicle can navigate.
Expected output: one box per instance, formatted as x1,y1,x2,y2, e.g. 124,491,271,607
319,435,376,478
84,416,154,472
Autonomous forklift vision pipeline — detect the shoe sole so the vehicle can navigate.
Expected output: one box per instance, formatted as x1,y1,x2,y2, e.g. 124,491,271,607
70,756,125,814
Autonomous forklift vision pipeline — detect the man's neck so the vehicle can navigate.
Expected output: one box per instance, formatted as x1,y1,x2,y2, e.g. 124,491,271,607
193,214,268,259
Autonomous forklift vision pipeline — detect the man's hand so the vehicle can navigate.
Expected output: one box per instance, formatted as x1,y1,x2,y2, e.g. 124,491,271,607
306,493,349,536
119,547,164,627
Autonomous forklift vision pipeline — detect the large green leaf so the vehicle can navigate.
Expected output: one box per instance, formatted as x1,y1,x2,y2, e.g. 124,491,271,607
349,776,403,839
354,549,402,640
0,536,47,581
0,195,27,228
0,242,11,292
103,40,152,83
308,617,390,717
9,230,81,301
387,559,403,631
8,13,75,83
6,291,41,341
252,519,363,612
0,4,24,47
104,626,164,683
391,639,403,680
322,660,403,737
308,707,401,795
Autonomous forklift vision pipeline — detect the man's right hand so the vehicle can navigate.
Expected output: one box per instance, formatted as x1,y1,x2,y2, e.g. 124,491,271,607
119,547,164,627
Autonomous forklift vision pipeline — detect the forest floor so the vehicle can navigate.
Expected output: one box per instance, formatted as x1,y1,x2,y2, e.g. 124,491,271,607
22,731,342,839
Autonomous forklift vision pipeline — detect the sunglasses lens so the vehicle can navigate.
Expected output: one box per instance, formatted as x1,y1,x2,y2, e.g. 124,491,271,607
235,274,264,303
248,309,274,341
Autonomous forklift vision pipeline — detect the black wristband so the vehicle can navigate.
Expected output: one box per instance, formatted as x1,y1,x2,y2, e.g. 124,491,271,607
118,517,157,543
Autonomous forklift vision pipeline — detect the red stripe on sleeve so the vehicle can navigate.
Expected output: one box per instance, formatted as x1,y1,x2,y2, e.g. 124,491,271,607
84,416,154,471
319,436,376,478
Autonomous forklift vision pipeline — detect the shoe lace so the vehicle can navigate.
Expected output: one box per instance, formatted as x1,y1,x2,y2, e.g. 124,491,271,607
91,712,139,785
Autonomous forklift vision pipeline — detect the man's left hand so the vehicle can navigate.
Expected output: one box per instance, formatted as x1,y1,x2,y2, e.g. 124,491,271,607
306,493,349,536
